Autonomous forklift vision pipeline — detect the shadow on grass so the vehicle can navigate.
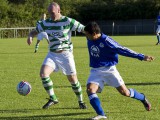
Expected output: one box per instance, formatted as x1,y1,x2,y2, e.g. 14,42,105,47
125,82,160,86
0,110,92,120
0,109,41,114
54,82,160,88
124,44,154,48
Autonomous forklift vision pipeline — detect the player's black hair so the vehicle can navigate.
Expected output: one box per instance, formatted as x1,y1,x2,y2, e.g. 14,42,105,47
84,21,101,34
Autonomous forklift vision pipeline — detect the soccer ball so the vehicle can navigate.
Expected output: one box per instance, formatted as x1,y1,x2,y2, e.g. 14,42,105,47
17,81,31,96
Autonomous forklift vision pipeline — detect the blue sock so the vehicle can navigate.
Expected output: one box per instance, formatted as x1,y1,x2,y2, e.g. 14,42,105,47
88,93,105,116
129,88,145,101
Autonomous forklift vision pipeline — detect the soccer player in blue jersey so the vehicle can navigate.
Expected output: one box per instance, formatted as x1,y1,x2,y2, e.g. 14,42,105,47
84,21,154,120
156,12,160,45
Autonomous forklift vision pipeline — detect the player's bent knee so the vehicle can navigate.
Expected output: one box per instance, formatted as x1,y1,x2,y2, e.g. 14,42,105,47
86,87,97,95
117,88,130,96
120,90,130,97
67,74,78,83
40,72,50,78
86,83,99,94
86,88,92,95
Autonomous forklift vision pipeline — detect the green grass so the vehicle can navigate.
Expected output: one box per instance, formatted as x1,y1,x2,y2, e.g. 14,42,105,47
0,35,160,120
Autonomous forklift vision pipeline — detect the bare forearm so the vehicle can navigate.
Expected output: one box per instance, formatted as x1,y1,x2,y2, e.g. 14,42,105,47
27,30,38,45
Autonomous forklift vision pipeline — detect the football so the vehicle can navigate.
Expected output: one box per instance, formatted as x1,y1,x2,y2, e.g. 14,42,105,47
17,81,31,96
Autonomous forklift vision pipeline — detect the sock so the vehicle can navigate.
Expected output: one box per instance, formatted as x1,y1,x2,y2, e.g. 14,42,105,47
129,88,145,101
89,93,105,116
158,35,160,43
35,44,39,50
42,77,57,101
71,81,83,102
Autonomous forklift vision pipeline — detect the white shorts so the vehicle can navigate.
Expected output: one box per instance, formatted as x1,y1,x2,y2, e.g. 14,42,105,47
87,66,124,92
42,51,76,75
156,26,160,34
37,32,49,41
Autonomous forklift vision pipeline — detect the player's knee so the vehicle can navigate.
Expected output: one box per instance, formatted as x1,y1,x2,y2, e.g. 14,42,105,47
67,74,78,83
40,73,45,78
40,70,50,78
86,87,96,95
120,89,130,97
40,73,44,78
40,72,49,78
86,83,99,95
86,89,93,95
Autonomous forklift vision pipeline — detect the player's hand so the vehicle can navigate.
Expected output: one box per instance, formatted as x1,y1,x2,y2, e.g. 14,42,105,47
27,36,33,45
27,30,38,45
143,55,154,62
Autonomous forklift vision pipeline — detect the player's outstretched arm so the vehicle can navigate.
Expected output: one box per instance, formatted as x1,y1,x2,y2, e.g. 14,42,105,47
27,30,38,45
143,55,154,62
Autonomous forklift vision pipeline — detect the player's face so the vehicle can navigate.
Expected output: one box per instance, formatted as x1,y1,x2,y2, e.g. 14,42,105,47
85,31,99,41
48,5,60,21
85,31,94,40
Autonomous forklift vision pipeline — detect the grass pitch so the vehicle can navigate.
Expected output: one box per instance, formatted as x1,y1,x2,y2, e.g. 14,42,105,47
0,35,160,120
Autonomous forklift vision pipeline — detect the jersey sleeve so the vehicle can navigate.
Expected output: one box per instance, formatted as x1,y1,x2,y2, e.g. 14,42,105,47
105,36,145,60
69,17,84,32
36,21,44,33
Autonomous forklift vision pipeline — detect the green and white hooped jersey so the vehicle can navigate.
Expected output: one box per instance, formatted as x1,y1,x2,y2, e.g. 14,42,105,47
36,16,84,52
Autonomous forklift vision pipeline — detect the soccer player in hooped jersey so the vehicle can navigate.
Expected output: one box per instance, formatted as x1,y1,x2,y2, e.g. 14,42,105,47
27,2,87,109
156,12,160,45
34,13,49,53
84,21,154,120
34,31,49,53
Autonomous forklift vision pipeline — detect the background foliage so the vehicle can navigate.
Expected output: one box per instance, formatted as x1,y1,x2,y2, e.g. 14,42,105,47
0,0,160,27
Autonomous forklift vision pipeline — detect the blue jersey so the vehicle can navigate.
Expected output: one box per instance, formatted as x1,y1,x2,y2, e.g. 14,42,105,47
157,15,160,25
87,33,144,68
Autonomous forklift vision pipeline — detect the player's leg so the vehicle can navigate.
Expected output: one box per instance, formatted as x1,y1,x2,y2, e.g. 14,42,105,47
40,53,59,109
35,40,40,53
105,66,151,111
59,51,86,109
116,85,151,111
87,67,108,119
40,65,58,109
156,32,160,45
67,74,87,109
87,83,107,120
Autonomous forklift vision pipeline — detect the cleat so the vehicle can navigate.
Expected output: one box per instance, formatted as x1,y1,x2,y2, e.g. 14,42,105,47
141,98,151,111
91,115,107,120
42,98,58,109
79,101,87,109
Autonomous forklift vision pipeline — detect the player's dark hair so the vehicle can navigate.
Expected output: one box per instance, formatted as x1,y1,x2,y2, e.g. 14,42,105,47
84,21,101,34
